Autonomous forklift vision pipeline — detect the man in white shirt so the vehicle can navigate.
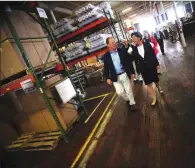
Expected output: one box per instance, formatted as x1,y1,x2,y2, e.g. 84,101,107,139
103,37,137,111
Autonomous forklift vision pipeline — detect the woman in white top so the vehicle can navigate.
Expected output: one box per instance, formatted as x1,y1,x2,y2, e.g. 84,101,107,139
131,32,163,106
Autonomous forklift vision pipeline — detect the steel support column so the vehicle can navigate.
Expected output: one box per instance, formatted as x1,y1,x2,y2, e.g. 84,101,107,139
173,1,187,47
3,11,68,143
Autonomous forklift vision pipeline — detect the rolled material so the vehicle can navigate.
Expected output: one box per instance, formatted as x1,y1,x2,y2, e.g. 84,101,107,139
77,7,103,24
78,14,104,28
75,4,96,16
88,44,107,53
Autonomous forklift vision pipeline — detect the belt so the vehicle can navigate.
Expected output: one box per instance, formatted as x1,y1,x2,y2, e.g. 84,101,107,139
117,72,125,76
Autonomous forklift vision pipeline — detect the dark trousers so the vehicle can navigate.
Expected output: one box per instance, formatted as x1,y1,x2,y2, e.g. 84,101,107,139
157,39,164,54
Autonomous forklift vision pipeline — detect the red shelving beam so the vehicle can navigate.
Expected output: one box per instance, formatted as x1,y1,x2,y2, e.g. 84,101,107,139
0,74,35,95
0,47,108,95
56,17,108,44
55,47,108,71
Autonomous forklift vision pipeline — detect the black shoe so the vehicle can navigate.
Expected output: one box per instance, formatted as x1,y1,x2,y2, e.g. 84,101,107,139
130,104,138,112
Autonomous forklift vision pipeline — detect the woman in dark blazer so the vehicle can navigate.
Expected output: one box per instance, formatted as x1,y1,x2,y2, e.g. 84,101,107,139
131,32,163,106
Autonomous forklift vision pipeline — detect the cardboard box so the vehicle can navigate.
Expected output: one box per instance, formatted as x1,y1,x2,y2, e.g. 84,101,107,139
1,10,57,78
13,77,79,134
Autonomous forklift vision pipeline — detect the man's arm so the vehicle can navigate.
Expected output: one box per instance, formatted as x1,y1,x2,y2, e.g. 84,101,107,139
103,55,113,85
103,55,110,79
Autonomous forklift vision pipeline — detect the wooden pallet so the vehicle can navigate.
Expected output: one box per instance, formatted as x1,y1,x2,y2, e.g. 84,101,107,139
22,131,62,151
7,131,62,152
7,132,35,151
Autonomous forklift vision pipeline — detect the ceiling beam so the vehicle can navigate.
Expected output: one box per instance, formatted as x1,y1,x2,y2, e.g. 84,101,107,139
38,2,72,15
72,1,99,13
52,7,72,15
120,3,145,17
121,7,151,20
113,1,140,12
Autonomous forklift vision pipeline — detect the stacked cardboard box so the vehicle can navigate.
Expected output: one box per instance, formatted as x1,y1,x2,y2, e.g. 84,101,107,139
1,10,57,78
12,75,78,134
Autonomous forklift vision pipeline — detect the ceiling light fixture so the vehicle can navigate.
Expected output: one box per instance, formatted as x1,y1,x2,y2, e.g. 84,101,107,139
130,14,137,18
122,7,132,13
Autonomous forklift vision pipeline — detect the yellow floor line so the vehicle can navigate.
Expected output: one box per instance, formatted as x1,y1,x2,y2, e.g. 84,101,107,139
85,95,107,124
83,92,112,102
78,97,119,167
78,110,112,168
71,92,117,168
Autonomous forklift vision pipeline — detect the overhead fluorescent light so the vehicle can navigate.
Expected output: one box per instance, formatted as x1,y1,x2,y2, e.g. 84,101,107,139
130,14,137,18
122,7,132,13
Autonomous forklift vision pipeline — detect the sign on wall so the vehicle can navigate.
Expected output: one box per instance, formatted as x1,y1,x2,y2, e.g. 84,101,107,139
36,7,48,19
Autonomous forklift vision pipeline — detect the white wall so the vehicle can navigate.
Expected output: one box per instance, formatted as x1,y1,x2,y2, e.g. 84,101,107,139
165,2,186,22
128,2,186,33
131,12,157,33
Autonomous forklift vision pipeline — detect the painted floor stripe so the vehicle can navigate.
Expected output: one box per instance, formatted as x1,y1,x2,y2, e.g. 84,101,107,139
83,92,112,102
85,95,107,123
71,93,117,168
78,98,119,167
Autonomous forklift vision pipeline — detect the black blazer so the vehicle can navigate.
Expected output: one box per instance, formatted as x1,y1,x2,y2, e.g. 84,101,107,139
103,48,135,82
154,31,165,40
134,42,159,71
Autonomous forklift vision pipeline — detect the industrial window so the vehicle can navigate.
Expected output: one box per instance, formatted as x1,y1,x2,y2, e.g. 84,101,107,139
161,14,165,22
157,16,160,24
165,12,168,20
192,1,195,12
155,16,158,25
185,3,192,13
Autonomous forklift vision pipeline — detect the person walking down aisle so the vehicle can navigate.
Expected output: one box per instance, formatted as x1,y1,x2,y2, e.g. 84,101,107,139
131,32,163,106
103,37,137,111
143,30,159,55
154,28,165,55
143,30,161,74
122,39,143,82
163,26,169,39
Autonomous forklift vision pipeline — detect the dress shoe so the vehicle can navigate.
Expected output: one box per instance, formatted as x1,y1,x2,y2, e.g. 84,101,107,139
130,104,138,111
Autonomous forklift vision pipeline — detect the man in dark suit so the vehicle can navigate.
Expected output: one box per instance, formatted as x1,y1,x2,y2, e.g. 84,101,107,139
103,37,137,111
154,28,165,55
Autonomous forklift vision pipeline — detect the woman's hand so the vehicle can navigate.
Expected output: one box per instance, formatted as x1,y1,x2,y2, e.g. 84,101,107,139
156,65,160,69
128,46,133,54
107,79,112,85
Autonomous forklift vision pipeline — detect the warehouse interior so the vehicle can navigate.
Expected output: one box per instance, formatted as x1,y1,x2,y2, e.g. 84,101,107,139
0,1,195,168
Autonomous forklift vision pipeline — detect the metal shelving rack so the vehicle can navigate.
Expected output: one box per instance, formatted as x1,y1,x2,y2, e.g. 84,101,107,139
0,2,126,143
0,4,89,143
56,10,126,66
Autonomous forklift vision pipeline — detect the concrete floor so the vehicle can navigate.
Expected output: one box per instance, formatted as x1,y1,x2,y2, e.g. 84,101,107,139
2,37,195,168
